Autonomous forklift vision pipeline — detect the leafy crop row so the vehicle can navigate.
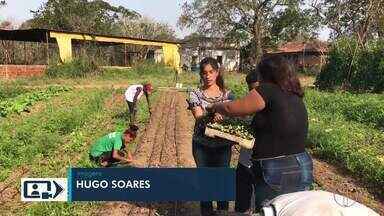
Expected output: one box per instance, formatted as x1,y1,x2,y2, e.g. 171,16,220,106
307,111,384,190
0,86,71,117
0,83,30,100
305,90,384,130
0,90,108,181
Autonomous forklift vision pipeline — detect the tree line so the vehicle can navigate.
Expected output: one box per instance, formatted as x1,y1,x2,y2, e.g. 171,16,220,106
178,0,384,63
1,0,176,41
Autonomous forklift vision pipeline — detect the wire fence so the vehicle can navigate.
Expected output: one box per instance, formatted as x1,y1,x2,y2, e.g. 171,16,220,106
0,39,162,67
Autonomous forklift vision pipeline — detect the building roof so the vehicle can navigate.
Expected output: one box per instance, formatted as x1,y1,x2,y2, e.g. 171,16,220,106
266,41,328,54
181,36,240,50
0,29,181,45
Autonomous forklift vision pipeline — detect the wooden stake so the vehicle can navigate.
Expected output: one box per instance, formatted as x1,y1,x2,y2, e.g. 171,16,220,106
46,32,50,65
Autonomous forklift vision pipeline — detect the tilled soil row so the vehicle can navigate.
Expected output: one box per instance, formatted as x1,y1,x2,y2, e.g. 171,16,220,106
98,91,199,216
312,158,384,214
0,167,29,206
174,92,195,168
129,92,177,216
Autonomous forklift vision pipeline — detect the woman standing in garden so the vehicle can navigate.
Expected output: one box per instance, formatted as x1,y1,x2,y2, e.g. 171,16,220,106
187,57,235,216
208,56,313,212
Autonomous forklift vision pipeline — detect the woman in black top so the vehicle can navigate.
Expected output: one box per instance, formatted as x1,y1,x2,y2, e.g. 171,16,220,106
208,56,313,212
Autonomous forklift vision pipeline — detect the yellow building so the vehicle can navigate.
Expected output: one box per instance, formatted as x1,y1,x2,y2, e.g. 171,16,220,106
0,29,182,73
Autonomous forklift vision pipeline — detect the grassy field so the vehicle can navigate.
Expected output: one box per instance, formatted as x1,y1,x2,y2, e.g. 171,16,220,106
305,89,384,191
1,65,383,214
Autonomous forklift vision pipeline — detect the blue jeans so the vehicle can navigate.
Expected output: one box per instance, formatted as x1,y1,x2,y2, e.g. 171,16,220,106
192,140,232,215
251,151,313,212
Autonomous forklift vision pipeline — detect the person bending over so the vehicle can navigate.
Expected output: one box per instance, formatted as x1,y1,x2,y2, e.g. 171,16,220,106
125,83,153,125
89,125,138,167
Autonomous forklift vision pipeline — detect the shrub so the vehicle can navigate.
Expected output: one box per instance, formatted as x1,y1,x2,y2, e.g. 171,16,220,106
45,57,103,78
297,65,321,76
316,37,384,92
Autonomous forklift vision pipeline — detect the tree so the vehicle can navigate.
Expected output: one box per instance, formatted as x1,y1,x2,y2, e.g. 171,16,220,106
118,17,177,59
0,20,14,30
120,17,176,41
311,0,384,45
0,1,6,24
29,0,140,35
269,3,321,46
179,0,321,64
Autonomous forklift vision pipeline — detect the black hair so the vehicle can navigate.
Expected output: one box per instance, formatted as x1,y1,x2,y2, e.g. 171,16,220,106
124,125,139,137
246,70,259,85
257,55,304,97
199,57,225,91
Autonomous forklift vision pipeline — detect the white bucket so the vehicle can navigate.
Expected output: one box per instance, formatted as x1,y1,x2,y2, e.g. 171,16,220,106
176,83,183,88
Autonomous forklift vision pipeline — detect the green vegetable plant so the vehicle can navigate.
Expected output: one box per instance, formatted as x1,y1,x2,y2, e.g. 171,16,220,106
207,118,254,140
0,86,71,117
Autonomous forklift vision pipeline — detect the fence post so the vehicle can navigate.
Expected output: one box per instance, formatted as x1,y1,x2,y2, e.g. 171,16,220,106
46,32,50,65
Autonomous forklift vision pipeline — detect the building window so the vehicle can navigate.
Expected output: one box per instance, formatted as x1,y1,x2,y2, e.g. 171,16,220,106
216,55,223,65
146,50,155,60
191,56,198,71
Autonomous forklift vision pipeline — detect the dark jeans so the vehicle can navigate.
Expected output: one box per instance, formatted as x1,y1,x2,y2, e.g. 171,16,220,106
126,101,137,125
235,163,254,213
192,141,232,215
89,151,125,167
251,151,313,212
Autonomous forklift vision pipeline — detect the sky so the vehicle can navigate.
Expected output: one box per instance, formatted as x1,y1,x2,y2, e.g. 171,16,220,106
0,0,330,40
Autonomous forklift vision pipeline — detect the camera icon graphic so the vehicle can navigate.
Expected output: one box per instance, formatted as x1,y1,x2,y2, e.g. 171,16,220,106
21,178,67,202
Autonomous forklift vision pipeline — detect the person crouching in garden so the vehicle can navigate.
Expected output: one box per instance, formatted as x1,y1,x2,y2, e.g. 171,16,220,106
208,56,313,212
125,83,153,125
235,71,260,213
89,125,138,167
187,57,235,216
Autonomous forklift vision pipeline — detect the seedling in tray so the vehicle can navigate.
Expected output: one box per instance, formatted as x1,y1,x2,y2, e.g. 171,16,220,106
205,118,255,149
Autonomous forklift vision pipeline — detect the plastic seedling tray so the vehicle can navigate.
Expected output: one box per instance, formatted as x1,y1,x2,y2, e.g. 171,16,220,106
205,127,255,149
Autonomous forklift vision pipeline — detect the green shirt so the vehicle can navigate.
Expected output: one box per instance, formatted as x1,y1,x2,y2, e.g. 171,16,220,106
89,132,123,157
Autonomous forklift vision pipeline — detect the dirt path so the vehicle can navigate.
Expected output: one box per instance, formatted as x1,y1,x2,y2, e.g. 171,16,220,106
97,90,199,216
312,158,384,214
0,167,29,205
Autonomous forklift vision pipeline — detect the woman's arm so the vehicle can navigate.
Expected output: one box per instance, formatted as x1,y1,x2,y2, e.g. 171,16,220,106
191,106,204,120
212,89,266,117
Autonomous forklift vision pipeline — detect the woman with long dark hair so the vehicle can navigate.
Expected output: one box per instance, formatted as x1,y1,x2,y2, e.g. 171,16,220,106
208,56,313,212
187,57,235,215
